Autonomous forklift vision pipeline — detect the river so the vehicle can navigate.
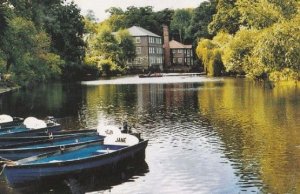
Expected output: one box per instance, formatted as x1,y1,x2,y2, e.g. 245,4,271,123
0,76,299,194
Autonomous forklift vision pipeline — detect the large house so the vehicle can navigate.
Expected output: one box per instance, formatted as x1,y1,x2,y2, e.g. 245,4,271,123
126,25,193,72
163,25,193,70
126,26,163,71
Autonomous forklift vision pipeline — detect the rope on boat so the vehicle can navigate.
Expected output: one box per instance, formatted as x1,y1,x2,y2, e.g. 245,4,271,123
0,164,6,176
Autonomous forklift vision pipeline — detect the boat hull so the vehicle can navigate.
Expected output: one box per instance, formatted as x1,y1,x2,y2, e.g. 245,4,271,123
0,134,103,160
0,124,61,137
0,117,24,129
4,140,148,186
0,129,97,147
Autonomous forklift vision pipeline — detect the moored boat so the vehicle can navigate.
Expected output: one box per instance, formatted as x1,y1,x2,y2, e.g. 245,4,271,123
0,117,61,137
138,73,163,78
0,133,104,160
2,134,148,186
0,115,24,129
0,129,97,147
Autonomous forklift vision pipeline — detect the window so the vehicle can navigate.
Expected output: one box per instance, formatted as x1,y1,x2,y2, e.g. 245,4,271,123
187,50,191,56
158,57,162,64
178,49,182,53
149,47,156,54
136,47,141,54
135,57,141,64
136,37,141,43
173,58,176,63
178,58,182,63
172,49,176,54
149,37,154,43
156,48,161,54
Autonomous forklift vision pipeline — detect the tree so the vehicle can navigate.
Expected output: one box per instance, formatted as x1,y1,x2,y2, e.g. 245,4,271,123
188,0,217,41
115,29,136,67
170,9,192,43
196,32,231,76
237,0,298,29
222,29,259,74
44,2,85,79
208,0,240,34
1,17,63,85
85,9,97,22
250,16,300,80
0,3,8,36
84,27,136,76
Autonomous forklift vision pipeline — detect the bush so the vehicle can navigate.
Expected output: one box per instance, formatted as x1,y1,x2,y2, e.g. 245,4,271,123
97,59,118,76
196,34,227,76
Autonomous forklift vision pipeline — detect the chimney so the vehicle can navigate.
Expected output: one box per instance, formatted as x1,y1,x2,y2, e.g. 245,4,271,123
163,25,171,67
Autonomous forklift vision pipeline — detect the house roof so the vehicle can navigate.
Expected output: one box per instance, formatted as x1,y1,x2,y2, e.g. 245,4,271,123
127,26,161,38
169,40,192,49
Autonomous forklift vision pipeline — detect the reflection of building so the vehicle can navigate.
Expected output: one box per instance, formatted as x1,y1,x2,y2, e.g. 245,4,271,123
137,84,164,108
126,26,163,71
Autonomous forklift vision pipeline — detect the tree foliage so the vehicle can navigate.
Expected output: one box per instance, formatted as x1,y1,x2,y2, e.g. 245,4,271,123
197,0,300,81
0,0,85,86
84,28,136,76
208,0,240,34
170,9,192,43
44,2,85,79
188,0,217,41
1,17,63,85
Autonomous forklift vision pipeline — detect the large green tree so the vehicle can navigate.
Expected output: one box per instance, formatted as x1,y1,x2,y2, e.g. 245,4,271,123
84,28,136,76
208,0,240,34
188,0,217,41
170,9,192,43
44,2,85,79
1,17,63,85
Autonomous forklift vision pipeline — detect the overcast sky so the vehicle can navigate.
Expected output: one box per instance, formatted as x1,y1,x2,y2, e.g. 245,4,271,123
70,0,204,22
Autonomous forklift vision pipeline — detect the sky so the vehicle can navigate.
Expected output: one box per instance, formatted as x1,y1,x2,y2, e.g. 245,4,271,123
70,0,204,22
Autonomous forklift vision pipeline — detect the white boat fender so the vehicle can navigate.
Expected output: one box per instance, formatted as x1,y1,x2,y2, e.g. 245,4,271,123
24,117,47,129
0,114,13,124
23,117,38,126
97,125,121,136
104,134,139,146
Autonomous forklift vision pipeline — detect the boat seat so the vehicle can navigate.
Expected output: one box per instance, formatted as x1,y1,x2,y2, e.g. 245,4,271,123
49,160,62,163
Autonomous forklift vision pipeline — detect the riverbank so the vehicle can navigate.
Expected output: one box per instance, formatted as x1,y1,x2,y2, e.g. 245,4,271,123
0,86,20,95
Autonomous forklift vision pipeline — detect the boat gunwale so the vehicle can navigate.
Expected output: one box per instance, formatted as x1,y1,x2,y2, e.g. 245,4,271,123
0,137,103,152
0,123,61,136
7,140,148,168
0,132,100,149
0,129,97,141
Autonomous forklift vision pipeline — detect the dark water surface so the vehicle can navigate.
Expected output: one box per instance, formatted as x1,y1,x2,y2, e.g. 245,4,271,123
0,76,299,194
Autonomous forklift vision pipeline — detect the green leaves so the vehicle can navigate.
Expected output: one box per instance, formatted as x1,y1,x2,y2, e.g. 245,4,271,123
1,17,63,85
170,9,192,43
197,0,300,81
84,28,136,76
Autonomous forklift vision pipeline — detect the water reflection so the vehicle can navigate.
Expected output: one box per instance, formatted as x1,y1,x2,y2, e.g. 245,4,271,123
197,79,300,193
7,161,149,194
0,77,299,193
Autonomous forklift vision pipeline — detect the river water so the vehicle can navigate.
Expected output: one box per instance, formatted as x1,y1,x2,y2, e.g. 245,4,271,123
0,76,299,194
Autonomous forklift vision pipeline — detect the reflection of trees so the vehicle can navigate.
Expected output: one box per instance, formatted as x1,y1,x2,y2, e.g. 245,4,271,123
197,79,300,193
0,84,82,118
82,83,199,129
83,84,139,127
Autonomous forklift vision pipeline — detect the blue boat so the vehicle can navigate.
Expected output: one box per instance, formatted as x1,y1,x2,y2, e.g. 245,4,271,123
0,117,61,137
0,115,24,129
3,134,148,186
0,133,104,160
0,129,97,147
